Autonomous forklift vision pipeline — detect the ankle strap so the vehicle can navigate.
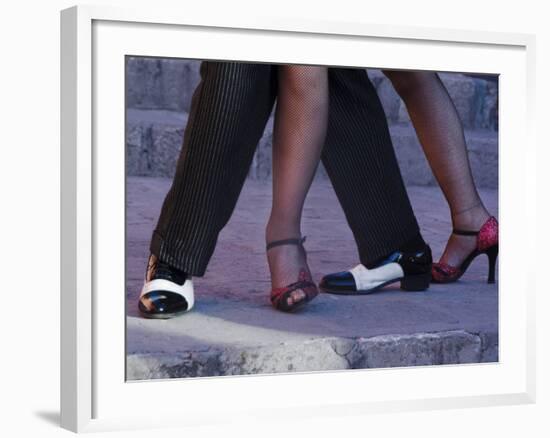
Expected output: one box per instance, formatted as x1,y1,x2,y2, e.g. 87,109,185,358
453,216,497,236
452,228,479,236
266,236,306,251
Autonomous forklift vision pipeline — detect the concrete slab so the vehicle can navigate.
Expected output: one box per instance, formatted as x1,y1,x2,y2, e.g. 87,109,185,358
126,177,498,379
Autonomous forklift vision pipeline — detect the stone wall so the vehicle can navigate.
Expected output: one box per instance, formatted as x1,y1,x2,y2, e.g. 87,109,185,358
125,57,498,188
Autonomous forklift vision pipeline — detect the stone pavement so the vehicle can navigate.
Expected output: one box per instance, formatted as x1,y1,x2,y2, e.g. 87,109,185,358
126,177,498,380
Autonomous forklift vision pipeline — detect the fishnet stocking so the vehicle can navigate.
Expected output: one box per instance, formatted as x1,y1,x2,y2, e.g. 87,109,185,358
266,65,329,305
384,70,490,266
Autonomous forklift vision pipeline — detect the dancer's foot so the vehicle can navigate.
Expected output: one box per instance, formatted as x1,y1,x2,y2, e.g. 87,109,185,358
439,204,490,268
138,254,194,319
319,241,432,295
432,215,498,284
265,235,319,312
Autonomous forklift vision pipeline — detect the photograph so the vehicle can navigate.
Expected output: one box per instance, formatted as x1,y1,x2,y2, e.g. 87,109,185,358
124,57,499,380
2,0,545,434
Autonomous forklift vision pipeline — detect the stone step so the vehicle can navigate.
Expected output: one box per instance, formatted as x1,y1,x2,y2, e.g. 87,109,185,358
126,57,201,113
126,108,498,189
126,58,498,131
127,330,497,380
126,109,188,177
369,69,498,131
390,124,498,189
125,178,499,380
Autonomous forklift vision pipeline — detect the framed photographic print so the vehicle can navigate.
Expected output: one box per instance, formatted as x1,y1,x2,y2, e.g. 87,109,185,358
60,4,536,433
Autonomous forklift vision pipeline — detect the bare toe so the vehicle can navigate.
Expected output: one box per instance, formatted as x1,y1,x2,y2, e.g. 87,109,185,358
291,289,306,303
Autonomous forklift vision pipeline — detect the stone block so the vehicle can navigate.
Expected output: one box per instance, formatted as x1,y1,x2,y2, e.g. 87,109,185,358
125,59,498,132
440,73,498,131
125,108,497,189
349,331,482,369
127,331,492,379
248,115,274,180
369,69,498,131
127,351,222,380
125,59,499,185
478,331,499,363
126,109,188,177
126,57,201,113
391,124,498,189
220,338,350,376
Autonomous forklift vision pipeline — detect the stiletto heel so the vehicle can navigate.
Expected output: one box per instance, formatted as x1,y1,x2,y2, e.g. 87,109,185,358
432,216,499,284
486,244,498,284
266,236,319,312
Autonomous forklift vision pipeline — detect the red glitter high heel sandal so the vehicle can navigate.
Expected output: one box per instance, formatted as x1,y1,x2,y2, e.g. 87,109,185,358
266,237,320,312
432,216,499,284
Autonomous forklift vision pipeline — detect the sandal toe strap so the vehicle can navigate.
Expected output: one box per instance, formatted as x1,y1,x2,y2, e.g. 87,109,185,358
432,262,460,276
270,280,319,308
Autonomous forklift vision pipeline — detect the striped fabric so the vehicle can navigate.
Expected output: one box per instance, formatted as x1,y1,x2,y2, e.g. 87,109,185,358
150,61,420,276
323,68,419,266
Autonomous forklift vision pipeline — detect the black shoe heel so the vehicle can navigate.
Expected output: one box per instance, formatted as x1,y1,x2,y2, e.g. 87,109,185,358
400,272,431,291
486,244,498,284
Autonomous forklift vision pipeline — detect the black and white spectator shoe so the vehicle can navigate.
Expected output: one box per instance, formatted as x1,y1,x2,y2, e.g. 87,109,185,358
319,244,432,295
138,255,194,319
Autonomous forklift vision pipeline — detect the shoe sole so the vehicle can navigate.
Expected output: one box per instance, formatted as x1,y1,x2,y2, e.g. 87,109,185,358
320,273,430,295
320,278,402,295
138,277,195,319
138,308,191,319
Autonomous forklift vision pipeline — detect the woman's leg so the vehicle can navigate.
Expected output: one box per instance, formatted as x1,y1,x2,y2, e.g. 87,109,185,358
383,70,491,267
266,65,329,307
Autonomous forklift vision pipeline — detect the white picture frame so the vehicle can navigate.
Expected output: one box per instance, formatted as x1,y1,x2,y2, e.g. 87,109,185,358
60,4,537,433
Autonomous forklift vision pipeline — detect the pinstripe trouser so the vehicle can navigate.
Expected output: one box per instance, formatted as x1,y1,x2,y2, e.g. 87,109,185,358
150,62,420,276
